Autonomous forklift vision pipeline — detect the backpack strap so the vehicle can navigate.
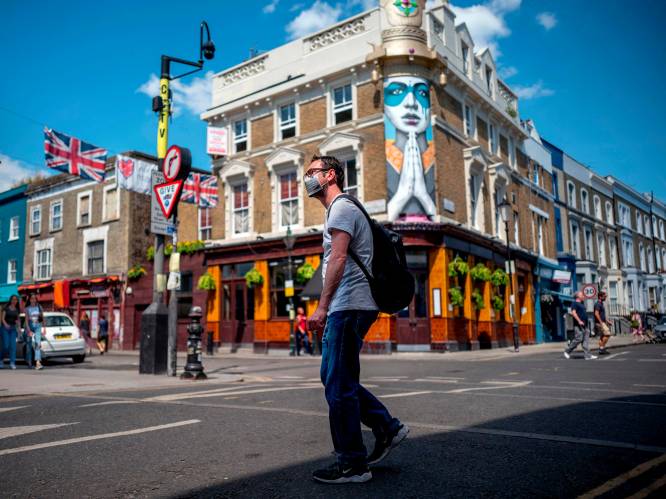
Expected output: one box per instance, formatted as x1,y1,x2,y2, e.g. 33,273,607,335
325,194,374,283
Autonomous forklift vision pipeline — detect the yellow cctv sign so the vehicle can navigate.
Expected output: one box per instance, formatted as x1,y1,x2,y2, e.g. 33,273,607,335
285,279,294,298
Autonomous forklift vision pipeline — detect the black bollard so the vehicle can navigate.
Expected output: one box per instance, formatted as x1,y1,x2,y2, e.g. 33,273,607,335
181,306,207,380
206,330,214,356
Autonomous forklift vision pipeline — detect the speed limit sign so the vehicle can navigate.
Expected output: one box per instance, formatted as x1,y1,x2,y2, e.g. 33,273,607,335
582,284,597,300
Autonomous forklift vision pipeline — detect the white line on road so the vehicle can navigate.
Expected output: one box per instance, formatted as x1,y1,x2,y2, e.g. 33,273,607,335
78,400,142,408
577,453,666,499
0,423,77,440
560,381,610,386
380,391,432,399
638,359,666,362
634,384,666,388
425,376,465,380
369,376,409,380
601,351,629,361
0,406,29,413
0,420,200,457
147,384,322,402
445,381,532,393
144,384,266,402
275,376,304,379
414,378,459,384
625,474,666,499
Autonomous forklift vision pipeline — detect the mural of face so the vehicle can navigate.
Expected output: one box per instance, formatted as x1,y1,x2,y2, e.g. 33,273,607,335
384,76,431,134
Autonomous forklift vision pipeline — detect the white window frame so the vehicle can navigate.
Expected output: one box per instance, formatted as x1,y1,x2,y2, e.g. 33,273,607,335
656,247,662,271
485,66,494,97
580,189,589,214
198,206,213,240
9,216,19,241
660,220,665,240
7,259,17,284
622,236,634,267
639,242,646,271
584,226,593,261
644,215,651,238
102,184,120,222
461,42,470,75
508,136,516,167
86,240,105,275
570,220,580,258
33,238,53,281
605,201,613,224
220,159,255,238
317,133,364,203
597,232,606,267
82,226,108,276
652,215,658,238
593,195,602,220
513,211,520,246
231,181,251,236
567,182,576,209
647,247,655,273
30,205,41,236
618,202,630,228
488,122,498,155
532,163,539,186
265,147,304,233
636,212,643,235
464,103,474,138
77,190,93,227
537,216,544,255
609,237,618,269
331,82,354,125
49,199,63,232
233,118,249,153
278,102,297,141
277,170,299,230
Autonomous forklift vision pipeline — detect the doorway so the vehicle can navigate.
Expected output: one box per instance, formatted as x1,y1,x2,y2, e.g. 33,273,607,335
396,251,430,350
220,278,255,348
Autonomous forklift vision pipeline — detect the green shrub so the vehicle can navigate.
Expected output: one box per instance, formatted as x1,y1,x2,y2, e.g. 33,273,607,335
470,263,492,282
127,265,146,280
472,288,485,310
449,287,464,308
448,256,469,278
245,268,264,288
296,262,316,284
490,268,509,287
492,294,505,312
197,272,216,291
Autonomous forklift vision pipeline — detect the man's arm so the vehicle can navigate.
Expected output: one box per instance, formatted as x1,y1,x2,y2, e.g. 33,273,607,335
571,308,585,327
594,308,602,324
307,229,351,333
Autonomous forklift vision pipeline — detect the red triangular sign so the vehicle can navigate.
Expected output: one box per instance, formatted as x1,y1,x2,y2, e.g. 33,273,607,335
154,180,184,219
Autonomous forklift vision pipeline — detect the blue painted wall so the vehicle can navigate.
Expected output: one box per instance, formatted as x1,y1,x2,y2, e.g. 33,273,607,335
0,185,28,301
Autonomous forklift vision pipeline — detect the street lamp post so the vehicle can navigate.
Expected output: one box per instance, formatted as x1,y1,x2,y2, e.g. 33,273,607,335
283,226,296,356
498,198,520,353
140,22,215,376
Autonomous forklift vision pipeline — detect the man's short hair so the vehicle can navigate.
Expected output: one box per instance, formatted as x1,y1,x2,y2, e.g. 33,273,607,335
310,155,344,190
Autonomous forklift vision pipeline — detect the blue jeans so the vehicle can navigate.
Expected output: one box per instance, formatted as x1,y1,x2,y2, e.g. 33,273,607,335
320,310,400,467
1,325,18,366
24,324,42,366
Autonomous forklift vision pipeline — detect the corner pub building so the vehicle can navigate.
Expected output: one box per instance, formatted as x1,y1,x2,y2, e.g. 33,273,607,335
198,0,560,353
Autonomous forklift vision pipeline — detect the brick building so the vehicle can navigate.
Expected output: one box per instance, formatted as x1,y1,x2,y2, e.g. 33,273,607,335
194,0,563,352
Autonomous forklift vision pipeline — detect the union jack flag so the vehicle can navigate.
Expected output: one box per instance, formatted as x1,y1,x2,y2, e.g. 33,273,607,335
44,128,107,182
181,173,218,207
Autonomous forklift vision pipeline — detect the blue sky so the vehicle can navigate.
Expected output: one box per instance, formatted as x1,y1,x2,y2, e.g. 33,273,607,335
1,0,665,197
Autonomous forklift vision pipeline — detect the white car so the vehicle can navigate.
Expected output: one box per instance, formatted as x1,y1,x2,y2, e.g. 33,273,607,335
18,312,87,364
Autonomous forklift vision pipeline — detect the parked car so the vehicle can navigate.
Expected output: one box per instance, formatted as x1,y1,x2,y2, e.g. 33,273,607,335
17,312,86,364
654,317,666,342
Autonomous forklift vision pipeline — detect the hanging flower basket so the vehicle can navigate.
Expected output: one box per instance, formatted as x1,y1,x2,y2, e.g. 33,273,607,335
470,263,492,282
127,265,146,281
448,256,470,278
245,268,264,288
449,287,464,308
471,288,485,310
492,294,505,312
490,268,509,287
296,262,316,285
197,272,216,291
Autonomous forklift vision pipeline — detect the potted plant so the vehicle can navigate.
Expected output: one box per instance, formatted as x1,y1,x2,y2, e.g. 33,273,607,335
492,294,505,312
197,272,217,291
296,262,316,285
127,264,146,281
448,256,470,278
490,268,509,287
471,288,485,310
245,267,264,288
470,263,492,282
449,287,464,308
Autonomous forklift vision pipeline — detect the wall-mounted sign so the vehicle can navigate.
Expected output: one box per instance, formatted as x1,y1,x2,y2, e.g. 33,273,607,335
582,284,598,300
552,270,572,284
206,126,228,156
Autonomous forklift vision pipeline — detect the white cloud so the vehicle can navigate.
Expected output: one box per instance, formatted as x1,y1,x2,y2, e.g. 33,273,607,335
0,153,41,191
263,0,280,14
512,80,554,99
286,1,343,39
498,65,518,79
450,0,522,57
536,12,557,30
137,71,213,117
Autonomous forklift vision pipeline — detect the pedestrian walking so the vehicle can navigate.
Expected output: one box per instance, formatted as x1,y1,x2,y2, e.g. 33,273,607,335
594,291,613,355
97,314,109,354
296,307,312,355
630,310,644,343
305,155,408,484
79,312,95,355
564,291,597,360
1,295,21,369
24,293,44,370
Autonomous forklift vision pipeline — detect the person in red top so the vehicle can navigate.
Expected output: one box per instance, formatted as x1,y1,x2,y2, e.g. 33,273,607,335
296,307,311,355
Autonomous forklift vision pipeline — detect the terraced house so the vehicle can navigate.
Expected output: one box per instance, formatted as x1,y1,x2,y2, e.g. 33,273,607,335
195,0,564,352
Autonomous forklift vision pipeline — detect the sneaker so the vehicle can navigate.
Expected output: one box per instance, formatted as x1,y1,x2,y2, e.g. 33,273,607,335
599,349,609,355
585,355,598,360
36,361,43,370
368,424,410,465
563,351,570,359
312,462,372,484
10,364,16,370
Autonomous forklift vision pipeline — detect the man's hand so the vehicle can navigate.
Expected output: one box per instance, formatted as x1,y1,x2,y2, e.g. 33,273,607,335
308,305,328,334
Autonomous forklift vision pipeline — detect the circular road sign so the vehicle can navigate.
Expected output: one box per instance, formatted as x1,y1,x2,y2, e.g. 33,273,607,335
163,145,183,181
582,284,597,300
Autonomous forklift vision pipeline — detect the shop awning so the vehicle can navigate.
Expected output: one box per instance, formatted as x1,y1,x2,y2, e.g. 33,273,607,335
18,282,52,292
300,265,323,301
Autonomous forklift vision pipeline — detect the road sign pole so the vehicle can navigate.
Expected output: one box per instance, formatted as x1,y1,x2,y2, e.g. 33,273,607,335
168,203,179,377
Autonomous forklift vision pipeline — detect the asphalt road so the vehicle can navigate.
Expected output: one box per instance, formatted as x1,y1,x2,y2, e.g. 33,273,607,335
1,344,665,498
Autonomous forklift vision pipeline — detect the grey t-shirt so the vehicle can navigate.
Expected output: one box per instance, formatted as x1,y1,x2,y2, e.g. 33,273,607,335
322,196,378,314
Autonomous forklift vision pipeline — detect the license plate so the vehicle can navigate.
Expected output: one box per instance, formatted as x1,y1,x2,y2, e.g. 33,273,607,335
54,334,72,341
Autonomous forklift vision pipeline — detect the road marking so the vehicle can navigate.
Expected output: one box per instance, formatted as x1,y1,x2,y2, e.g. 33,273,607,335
145,384,266,402
638,359,666,362
78,400,141,408
425,376,465,380
445,381,532,393
634,384,666,388
0,420,200,457
147,384,322,402
380,391,432,399
0,406,29,414
367,378,404,382
560,381,610,386
577,454,666,499
369,376,409,379
414,378,459,384
223,397,239,400
0,423,77,440
276,376,304,379
601,351,629,360
626,474,666,499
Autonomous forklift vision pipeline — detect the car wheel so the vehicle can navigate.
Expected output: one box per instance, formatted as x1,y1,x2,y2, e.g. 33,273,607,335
72,355,86,364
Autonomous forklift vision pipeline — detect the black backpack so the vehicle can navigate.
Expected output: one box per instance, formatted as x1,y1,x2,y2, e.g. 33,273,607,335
328,194,415,314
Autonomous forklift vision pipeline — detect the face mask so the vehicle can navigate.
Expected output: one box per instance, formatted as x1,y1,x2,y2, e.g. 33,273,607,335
304,172,327,197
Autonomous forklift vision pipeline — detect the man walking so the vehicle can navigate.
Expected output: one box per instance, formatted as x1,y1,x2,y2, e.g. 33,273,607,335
305,155,408,484
564,291,597,360
594,291,612,355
